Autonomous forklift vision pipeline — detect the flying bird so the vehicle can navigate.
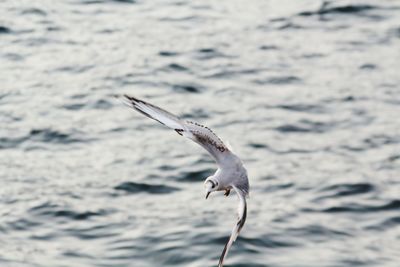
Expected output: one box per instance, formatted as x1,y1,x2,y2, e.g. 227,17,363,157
120,95,249,267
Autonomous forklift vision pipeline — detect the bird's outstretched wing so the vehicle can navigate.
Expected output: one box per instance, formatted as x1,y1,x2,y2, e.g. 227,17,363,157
120,95,232,167
218,185,247,267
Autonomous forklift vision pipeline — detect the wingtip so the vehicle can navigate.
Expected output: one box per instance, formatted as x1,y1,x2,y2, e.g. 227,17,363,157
123,94,141,103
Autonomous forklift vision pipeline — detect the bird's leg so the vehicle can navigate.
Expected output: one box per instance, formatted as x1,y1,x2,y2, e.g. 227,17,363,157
224,189,231,197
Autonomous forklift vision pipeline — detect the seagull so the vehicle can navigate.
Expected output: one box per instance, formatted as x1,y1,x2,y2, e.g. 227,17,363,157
120,95,249,267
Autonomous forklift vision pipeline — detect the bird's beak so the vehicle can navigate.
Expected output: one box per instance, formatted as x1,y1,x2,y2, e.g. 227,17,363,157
205,191,211,199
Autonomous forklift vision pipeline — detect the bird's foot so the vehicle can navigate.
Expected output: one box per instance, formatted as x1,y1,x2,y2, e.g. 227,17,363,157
224,189,231,197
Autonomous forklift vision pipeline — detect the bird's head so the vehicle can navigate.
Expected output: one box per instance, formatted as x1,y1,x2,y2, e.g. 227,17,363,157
204,177,219,199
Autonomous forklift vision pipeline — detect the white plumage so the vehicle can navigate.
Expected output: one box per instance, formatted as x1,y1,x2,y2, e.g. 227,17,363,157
120,95,249,267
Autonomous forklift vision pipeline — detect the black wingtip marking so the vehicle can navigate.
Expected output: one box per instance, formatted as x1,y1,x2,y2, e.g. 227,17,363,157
218,239,230,267
237,201,247,232
175,129,184,136
218,200,247,267
124,94,141,103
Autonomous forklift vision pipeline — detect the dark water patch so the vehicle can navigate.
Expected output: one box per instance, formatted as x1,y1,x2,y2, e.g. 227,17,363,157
159,164,177,171
226,264,270,267
172,84,203,93
298,4,377,17
207,68,260,79
7,218,41,231
359,63,377,70
92,99,113,110
29,202,108,220
198,48,215,53
264,182,294,192
388,27,400,39
3,53,24,61
29,128,85,144
371,216,400,230
232,235,297,249
387,155,400,162
318,183,374,199
277,22,304,30
175,169,214,182
254,76,301,85
289,225,351,240
63,103,86,110
181,108,209,119
165,63,188,72
275,120,332,134
301,53,325,59
47,26,63,32
159,51,179,57
248,143,267,149
79,0,136,4
160,15,200,22
342,134,400,152
62,251,95,259
259,45,278,50
64,223,121,240
0,136,27,149
248,142,317,154
194,48,228,60
114,182,180,194
21,8,47,16
0,26,11,34
316,200,400,213
276,103,326,113
54,64,94,74
70,93,88,99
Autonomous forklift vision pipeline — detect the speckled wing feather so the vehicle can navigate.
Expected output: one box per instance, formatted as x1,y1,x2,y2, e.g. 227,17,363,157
184,121,231,166
121,95,232,166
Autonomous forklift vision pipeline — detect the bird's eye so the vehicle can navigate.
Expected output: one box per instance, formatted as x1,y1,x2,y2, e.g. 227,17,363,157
211,184,215,189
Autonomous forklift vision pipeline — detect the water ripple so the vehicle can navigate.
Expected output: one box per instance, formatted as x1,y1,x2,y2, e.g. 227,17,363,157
114,182,180,194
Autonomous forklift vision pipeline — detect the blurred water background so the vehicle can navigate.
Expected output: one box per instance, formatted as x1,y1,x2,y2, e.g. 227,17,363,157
1,0,400,266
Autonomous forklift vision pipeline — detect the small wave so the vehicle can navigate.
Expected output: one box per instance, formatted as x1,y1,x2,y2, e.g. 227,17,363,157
341,134,400,152
376,216,400,229
21,8,47,16
276,118,339,134
1,128,90,149
236,235,297,249
114,182,180,194
53,64,94,74
159,51,179,57
174,169,214,182
79,0,136,4
276,103,326,113
29,202,109,220
181,108,209,119
298,4,376,17
194,48,228,60
318,183,375,199
29,128,84,144
288,225,351,239
6,218,41,232
254,76,301,85
319,199,400,213
259,45,278,50
172,84,203,93
359,63,377,70
0,26,11,34
165,63,188,72
0,136,26,149
62,99,112,110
